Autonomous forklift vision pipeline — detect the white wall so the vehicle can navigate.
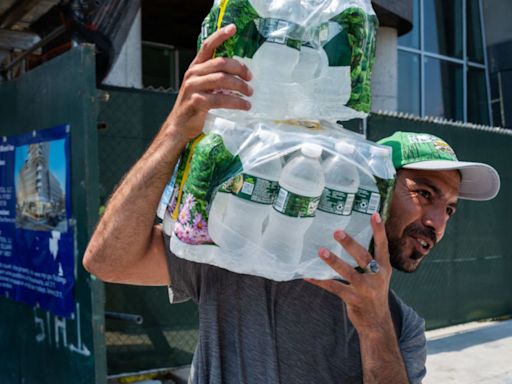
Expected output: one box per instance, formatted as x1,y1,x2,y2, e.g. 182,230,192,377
371,27,398,112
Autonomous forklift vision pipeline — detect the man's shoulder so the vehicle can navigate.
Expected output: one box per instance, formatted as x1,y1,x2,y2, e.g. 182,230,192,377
389,290,426,339
390,290,423,319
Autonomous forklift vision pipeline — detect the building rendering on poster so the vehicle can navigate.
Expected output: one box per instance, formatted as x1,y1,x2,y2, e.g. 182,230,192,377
0,125,74,318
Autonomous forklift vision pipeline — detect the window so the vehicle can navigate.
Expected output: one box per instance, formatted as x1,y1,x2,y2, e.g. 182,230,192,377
399,0,420,49
468,67,490,124
398,51,421,116
423,0,463,58
424,57,463,121
467,0,485,63
397,0,492,125
142,42,196,91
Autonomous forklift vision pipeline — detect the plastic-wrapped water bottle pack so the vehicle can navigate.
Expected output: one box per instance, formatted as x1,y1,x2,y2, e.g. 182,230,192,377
198,0,379,121
157,0,396,281
162,116,395,281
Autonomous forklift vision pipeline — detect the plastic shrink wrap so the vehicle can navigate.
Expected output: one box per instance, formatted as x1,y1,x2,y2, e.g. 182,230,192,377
160,0,396,281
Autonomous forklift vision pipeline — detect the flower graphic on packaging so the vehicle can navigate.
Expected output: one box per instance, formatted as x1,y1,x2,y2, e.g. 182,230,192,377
174,192,214,245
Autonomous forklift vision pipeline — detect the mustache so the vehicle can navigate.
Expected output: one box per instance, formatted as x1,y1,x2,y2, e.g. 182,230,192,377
404,224,437,245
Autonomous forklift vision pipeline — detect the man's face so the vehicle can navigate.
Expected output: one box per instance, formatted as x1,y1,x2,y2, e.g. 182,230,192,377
385,168,461,272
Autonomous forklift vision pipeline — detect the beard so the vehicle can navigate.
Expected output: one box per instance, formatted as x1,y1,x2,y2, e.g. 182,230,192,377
387,223,437,273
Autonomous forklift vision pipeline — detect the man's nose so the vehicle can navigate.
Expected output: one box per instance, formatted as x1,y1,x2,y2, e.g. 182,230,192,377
423,205,450,241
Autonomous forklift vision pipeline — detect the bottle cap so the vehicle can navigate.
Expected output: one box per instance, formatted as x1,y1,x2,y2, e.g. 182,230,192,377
335,141,355,155
301,143,323,158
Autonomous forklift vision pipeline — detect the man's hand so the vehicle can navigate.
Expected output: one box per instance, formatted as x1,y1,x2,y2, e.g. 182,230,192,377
306,213,409,383
163,23,253,144
306,212,391,331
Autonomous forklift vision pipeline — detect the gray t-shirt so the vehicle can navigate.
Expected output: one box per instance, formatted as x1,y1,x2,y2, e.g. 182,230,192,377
165,236,426,384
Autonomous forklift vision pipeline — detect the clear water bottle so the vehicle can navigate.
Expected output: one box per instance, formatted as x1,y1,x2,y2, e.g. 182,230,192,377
204,115,244,245
291,26,324,84
310,20,352,110
250,18,301,116
206,116,280,250
210,156,282,250
346,146,388,258
302,141,359,261
259,143,325,266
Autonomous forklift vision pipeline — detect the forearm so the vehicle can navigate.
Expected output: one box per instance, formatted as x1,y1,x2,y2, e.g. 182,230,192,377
358,312,409,384
83,122,188,281
83,25,252,283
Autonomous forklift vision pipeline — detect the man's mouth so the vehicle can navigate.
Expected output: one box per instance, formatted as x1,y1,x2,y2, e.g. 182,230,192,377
403,224,437,257
411,236,432,255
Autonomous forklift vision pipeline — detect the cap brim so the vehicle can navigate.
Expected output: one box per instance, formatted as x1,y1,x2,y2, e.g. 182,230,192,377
402,160,500,201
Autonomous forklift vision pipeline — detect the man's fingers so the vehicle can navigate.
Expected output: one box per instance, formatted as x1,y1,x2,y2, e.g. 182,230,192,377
189,57,252,82
318,248,357,281
305,278,356,302
371,213,391,267
193,24,237,65
200,92,251,111
333,230,372,268
185,72,253,97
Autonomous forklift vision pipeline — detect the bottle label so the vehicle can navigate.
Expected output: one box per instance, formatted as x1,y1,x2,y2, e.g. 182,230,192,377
352,188,381,215
218,173,279,204
273,187,321,218
317,188,355,216
256,18,302,50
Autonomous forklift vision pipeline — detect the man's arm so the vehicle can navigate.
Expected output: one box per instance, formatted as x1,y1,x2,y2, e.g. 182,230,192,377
306,213,410,383
83,24,253,285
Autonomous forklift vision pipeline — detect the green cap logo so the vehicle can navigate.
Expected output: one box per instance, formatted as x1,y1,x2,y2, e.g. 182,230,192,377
378,132,458,169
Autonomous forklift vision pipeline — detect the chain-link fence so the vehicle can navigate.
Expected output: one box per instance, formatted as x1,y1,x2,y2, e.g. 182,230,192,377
97,86,199,375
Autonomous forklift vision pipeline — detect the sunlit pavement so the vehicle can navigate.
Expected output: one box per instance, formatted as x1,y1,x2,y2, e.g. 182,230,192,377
424,319,512,383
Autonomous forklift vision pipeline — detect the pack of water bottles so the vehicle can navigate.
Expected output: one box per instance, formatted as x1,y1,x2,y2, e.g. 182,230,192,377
156,0,393,280
159,115,395,281
198,0,379,121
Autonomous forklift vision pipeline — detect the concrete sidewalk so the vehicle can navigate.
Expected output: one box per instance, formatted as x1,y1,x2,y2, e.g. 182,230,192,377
424,319,512,383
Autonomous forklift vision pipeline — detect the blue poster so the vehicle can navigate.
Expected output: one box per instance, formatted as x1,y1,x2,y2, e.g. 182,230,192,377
0,124,74,318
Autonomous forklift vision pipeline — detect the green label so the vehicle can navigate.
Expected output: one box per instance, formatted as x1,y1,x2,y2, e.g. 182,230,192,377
255,18,302,50
218,174,279,204
317,188,355,216
272,187,321,218
353,188,381,215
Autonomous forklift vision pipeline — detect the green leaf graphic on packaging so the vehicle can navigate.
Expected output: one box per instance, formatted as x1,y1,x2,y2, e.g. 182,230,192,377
322,21,352,67
333,8,378,112
177,133,236,245
199,0,262,59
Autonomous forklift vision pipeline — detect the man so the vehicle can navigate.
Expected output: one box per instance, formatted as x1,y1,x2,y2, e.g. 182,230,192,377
83,25,500,383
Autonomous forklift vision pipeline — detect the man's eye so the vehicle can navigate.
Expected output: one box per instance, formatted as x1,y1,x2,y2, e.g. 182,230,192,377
446,207,456,217
418,190,431,199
